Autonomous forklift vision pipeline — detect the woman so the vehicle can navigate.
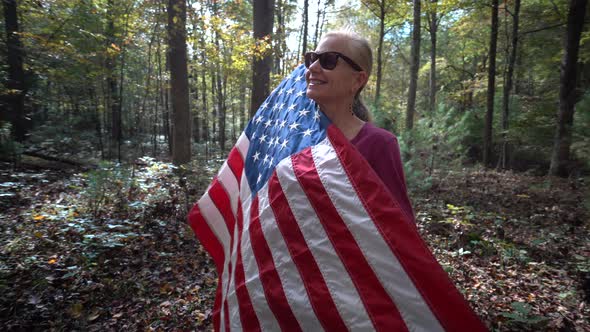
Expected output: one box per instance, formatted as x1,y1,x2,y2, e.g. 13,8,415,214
305,30,415,221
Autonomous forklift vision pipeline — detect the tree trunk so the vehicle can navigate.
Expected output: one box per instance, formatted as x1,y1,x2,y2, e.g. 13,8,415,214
428,0,438,115
2,0,27,142
250,0,275,116
406,0,421,132
374,0,385,110
302,0,309,55
500,0,520,170
168,0,191,165
549,0,588,176
483,0,499,167
313,0,322,49
106,0,121,160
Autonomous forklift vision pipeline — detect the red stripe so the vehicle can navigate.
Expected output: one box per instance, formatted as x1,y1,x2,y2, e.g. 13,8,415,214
227,147,244,181
224,299,231,332
213,276,222,331
249,196,302,332
291,149,407,331
267,172,348,331
327,125,487,331
187,203,224,275
187,204,224,331
208,179,236,236
234,198,262,331
208,178,238,331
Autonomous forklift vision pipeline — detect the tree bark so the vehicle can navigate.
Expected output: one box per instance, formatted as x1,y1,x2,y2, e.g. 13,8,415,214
375,0,385,110
483,0,499,167
2,0,27,142
406,0,421,132
500,0,520,170
250,0,275,117
302,0,309,55
106,0,121,160
168,0,191,165
549,0,588,176
428,0,438,115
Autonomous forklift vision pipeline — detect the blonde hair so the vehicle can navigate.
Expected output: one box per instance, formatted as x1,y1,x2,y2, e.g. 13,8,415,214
321,29,373,121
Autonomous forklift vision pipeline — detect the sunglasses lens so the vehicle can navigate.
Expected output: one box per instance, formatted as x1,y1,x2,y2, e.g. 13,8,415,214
320,53,339,70
304,52,318,68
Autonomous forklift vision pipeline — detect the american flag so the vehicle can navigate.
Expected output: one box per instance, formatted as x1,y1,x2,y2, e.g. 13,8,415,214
189,65,487,331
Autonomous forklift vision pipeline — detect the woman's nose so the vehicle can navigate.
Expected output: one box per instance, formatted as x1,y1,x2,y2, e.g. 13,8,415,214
308,58,321,72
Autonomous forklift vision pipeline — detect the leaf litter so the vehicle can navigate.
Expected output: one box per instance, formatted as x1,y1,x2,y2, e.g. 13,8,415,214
0,161,588,331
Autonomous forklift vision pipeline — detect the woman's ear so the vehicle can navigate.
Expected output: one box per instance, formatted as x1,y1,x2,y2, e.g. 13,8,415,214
352,71,368,94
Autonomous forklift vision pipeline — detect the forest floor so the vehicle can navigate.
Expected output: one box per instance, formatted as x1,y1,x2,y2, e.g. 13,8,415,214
0,156,588,331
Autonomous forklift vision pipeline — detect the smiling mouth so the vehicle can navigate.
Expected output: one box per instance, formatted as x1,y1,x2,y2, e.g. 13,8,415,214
308,79,326,85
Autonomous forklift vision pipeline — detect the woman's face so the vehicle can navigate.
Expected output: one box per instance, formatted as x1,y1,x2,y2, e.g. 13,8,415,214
305,35,366,107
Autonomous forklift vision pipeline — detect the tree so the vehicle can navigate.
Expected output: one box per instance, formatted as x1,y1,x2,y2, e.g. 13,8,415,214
426,0,440,115
483,0,498,166
406,0,421,132
250,0,275,116
168,0,191,165
549,0,588,176
3,0,27,142
500,0,520,169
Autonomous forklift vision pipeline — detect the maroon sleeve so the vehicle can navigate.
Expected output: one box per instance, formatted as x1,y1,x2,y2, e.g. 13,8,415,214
351,124,415,223
370,137,415,222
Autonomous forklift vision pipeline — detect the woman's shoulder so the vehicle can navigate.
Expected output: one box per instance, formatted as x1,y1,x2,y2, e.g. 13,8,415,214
356,122,399,144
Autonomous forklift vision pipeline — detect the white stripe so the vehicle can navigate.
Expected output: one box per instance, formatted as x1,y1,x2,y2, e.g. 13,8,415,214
257,183,325,332
239,174,281,331
218,161,240,217
227,224,244,331
198,192,232,331
312,137,444,332
275,157,373,332
236,132,249,161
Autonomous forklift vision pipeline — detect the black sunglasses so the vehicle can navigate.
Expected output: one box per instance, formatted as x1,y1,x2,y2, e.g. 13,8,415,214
304,51,363,72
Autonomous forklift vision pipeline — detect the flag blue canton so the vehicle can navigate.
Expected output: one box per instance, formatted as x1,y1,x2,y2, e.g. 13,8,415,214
245,64,331,194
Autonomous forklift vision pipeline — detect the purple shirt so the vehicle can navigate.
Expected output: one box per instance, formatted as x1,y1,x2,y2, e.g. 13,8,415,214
350,122,415,222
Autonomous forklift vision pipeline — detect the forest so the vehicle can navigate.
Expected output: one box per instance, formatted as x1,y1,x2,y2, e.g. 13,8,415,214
1,0,589,330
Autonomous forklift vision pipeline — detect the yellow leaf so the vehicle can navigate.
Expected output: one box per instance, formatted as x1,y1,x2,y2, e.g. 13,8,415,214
48,258,57,264
33,215,45,221
110,43,120,52
34,232,43,238
70,303,83,318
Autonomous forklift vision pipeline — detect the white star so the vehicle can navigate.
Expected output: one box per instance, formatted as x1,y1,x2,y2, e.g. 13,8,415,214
298,109,310,117
255,116,263,124
275,119,281,126
294,75,302,82
279,120,287,129
272,103,279,111
251,131,257,140
264,119,272,128
252,151,260,161
313,111,321,121
279,138,289,150
288,104,297,112
278,103,285,111
296,90,305,97
258,134,267,143
260,102,269,110
303,128,314,137
286,88,294,95
277,88,284,95
289,122,300,130
257,174,262,183
274,136,281,146
269,157,274,166
263,154,269,164
299,74,305,81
